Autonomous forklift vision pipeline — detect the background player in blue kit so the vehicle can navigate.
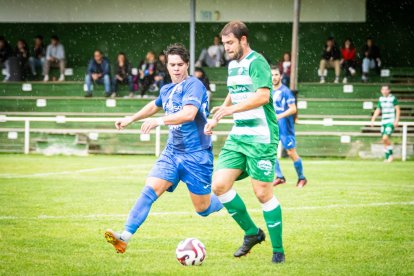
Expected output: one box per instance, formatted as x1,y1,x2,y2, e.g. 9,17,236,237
104,44,223,253
271,66,307,188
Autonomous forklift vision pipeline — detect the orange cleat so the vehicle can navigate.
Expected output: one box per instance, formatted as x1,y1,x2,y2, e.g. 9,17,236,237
296,178,308,188
104,229,128,253
273,177,286,187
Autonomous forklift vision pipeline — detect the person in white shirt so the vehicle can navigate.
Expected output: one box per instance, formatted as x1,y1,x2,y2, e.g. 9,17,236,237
195,36,224,68
43,35,65,82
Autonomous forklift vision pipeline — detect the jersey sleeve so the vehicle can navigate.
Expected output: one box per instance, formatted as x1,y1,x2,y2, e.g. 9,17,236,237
249,58,272,92
285,89,296,105
377,100,381,109
154,94,163,107
393,96,399,106
182,78,206,109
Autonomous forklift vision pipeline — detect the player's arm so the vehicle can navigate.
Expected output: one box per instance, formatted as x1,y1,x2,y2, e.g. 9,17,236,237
141,105,198,134
370,108,381,127
394,105,400,128
115,100,161,130
277,103,297,120
210,93,232,114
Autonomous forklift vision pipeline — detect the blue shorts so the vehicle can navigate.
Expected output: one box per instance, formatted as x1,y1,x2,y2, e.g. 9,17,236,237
148,147,213,195
280,134,296,150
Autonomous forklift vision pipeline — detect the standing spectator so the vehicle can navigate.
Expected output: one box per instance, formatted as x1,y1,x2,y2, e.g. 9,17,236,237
84,50,111,97
14,39,30,80
362,37,381,82
112,52,134,98
278,52,291,86
28,35,46,77
138,51,157,98
0,36,12,81
154,52,170,89
195,35,225,68
318,37,341,84
194,67,212,106
340,39,356,83
44,35,65,82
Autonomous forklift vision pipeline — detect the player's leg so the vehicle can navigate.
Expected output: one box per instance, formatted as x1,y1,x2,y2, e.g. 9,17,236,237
382,134,393,162
273,136,288,186
286,147,307,188
189,192,222,216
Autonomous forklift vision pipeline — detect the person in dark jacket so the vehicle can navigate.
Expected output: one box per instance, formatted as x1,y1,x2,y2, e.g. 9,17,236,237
278,52,291,86
194,67,212,106
154,52,171,90
28,35,46,77
111,52,134,98
318,37,341,84
0,36,12,81
84,50,111,97
15,39,30,80
138,51,157,98
361,38,381,82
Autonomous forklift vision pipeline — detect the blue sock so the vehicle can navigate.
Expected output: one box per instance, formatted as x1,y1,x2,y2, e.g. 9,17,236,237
274,159,284,178
124,186,158,234
293,158,305,179
197,193,223,217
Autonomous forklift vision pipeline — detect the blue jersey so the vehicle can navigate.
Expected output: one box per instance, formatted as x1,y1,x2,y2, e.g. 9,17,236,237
272,84,296,137
155,76,211,153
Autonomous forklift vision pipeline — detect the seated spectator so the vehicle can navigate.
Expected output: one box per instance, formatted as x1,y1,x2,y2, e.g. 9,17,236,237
112,52,134,98
318,37,340,84
195,35,224,68
14,39,30,80
0,36,12,81
278,52,291,86
28,35,46,77
154,52,171,89
340,39,356,84
138,51,157,98
84,50,111,97
44,35,65,82
194,67,212,106
362,37,381,82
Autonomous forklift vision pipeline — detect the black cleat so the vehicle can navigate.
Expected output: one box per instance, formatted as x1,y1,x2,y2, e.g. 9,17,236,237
272,252,285,263
296,178,308,188
234,228,266,257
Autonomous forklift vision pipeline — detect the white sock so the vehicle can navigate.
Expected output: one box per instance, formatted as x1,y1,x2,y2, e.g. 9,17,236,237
217,189,237,204
262,196,280,212
120,231,133,242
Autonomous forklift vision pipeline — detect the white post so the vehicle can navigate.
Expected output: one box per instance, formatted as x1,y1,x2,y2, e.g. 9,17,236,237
155,126,161,157
24,120,30,154
402,123,408,162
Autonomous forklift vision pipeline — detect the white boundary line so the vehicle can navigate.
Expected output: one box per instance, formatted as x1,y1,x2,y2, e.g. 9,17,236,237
1,201,412,220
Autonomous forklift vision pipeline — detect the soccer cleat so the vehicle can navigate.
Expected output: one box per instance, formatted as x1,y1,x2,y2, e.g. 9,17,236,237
385,156,394,163
272,252,285,263
273,177,286,187
296,178,308,188
104,229,128,253
233,228,266,257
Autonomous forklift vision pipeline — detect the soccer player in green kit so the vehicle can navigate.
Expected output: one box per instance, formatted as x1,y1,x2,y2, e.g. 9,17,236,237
370,85,400,162
205,21,285,263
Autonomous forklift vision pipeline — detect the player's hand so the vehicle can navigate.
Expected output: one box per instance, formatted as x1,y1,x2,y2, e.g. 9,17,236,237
204,119,218,135
370,121,375,127
141,119,159,134
210,106,222,114
115,117,133,130
394,121,399,128
213,106,235,121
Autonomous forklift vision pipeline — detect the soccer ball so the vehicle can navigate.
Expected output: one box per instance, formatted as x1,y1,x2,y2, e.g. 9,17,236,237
175,238,206,266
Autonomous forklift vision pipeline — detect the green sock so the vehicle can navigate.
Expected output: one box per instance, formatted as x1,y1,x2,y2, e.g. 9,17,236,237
222,192,258,236
263,198,284,253
385,150,390,159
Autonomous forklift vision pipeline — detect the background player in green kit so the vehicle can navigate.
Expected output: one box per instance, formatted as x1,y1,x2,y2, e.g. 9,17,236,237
205,21,285,264
370,85,400,162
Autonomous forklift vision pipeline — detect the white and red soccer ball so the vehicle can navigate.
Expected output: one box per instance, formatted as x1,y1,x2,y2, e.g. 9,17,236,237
176,238,206,266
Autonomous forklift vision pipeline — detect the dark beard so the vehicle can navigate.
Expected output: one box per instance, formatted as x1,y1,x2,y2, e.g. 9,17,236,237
231,46,244,61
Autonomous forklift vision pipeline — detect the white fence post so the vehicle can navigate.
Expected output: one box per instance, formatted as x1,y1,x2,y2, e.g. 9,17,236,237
402,123,408,162
24,120,30,154
155,126,161,157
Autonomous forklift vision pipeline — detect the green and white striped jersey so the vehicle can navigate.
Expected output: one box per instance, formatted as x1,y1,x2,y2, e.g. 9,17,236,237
377,94,399,125
224,50,279,157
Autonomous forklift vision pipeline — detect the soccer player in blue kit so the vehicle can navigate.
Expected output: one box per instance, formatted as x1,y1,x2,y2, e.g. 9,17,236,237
271,66,307,188
104,44,223,253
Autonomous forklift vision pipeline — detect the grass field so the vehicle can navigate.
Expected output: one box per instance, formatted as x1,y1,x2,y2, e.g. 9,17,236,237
0,154,413,275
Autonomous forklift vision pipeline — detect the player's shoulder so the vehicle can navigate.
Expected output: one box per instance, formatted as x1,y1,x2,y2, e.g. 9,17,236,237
185,76,206,90
159,82,174,95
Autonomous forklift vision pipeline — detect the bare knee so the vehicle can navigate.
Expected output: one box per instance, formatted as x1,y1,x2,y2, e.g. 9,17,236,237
212,182,227,196
253,184,273,203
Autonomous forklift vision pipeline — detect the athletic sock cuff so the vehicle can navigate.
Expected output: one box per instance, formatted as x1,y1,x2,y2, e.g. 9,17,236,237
217,189,237,204
262,196,280,212
142,185,158,202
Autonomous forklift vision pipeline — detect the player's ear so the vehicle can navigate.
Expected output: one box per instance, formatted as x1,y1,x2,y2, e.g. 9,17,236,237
240,36,248,45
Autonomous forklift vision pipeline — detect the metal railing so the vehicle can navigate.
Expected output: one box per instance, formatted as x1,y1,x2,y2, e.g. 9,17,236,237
0,116,413,161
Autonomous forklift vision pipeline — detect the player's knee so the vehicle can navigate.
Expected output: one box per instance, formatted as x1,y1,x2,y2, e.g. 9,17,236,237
212,182,226,196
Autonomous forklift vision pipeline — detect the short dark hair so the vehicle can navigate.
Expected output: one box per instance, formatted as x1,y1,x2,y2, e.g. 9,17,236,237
381,84,390,90
220,21,249,40
35,35,43,40
51,35,59,41
164,43,189,63
270,65,280,72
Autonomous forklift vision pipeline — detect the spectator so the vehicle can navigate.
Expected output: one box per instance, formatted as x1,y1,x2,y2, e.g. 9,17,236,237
44,35,65,82
362,37,381,82
154,52,170,89
28,35,46,77
84,50,111,97
138,51,157,98
278,52,291,86
0,36,12,81
111,52,134,98
194,67,212,106
14,39,30,80
319,37,341,84
340,38,356,84
195,35,225,68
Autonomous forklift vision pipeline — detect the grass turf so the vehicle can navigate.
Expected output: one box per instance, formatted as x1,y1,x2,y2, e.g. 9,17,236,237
0,154,413,275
